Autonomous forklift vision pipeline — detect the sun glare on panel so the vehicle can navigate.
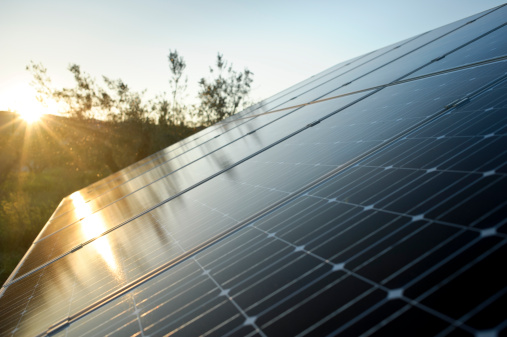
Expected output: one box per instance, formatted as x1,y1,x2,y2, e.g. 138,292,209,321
70,192,121,274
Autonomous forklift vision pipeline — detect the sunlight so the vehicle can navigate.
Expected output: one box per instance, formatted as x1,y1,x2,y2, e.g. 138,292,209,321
17,109,44,123
6,83,60,123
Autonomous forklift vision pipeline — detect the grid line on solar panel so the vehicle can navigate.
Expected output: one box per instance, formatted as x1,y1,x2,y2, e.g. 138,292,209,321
164,231,267,336
2,68,504,336
38,69,502,332
226,202,504,328
4,59,507,292
244,224,469,334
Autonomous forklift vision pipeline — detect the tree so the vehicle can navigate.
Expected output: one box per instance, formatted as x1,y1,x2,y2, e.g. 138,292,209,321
102,77,150,123
27,62,102,119
56,64,98,119
27,61,151,122
163,49,189,125
27,51,254,127
197,53,253,125
26,62,53,111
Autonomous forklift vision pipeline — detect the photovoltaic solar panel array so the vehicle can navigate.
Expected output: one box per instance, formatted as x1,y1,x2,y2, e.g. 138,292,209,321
1,5,507,336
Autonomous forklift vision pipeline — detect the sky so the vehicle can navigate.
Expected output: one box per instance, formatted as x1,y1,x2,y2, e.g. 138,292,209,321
0,0,505,116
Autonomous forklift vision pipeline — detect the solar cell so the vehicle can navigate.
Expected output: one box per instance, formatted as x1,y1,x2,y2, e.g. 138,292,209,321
1,5,506,337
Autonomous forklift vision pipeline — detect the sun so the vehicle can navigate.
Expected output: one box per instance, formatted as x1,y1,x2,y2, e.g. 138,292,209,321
4,83,60,123
17,109,45,123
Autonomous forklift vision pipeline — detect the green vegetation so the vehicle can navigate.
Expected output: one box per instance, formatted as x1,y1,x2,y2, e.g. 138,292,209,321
0,51,254,285
197,53,254,125
0,113,198,285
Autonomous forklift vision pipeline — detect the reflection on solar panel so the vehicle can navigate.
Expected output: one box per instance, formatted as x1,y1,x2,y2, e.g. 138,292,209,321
1,5,507,336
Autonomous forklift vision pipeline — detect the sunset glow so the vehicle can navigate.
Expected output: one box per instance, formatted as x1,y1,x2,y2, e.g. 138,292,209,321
7,83,60,123
17,109,44,123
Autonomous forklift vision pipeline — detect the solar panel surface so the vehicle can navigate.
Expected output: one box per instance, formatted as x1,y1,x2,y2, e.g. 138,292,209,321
1,4,506,337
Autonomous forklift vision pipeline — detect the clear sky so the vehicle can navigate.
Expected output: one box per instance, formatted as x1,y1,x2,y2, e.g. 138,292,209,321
0,0,505,115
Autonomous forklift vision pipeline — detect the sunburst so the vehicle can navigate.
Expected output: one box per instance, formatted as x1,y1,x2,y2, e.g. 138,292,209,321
6,83,59,123
17,109,45,123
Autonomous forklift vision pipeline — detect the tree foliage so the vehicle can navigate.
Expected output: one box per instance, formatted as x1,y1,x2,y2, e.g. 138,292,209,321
27,50,253,126
163,49,189,125
102,77,151,123
197,53,253,125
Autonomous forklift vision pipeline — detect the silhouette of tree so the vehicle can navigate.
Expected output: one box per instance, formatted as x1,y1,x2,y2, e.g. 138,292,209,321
27,61,150,122
27,62,102,119
155,49,189,126
27,51,254,127
197,53,253,125
168,50,187,120
102,77,150,122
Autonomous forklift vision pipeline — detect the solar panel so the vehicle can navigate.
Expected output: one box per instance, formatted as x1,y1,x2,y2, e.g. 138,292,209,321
1,4,506,337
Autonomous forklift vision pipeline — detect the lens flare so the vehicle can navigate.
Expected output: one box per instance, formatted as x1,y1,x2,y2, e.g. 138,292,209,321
17,109,44,123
